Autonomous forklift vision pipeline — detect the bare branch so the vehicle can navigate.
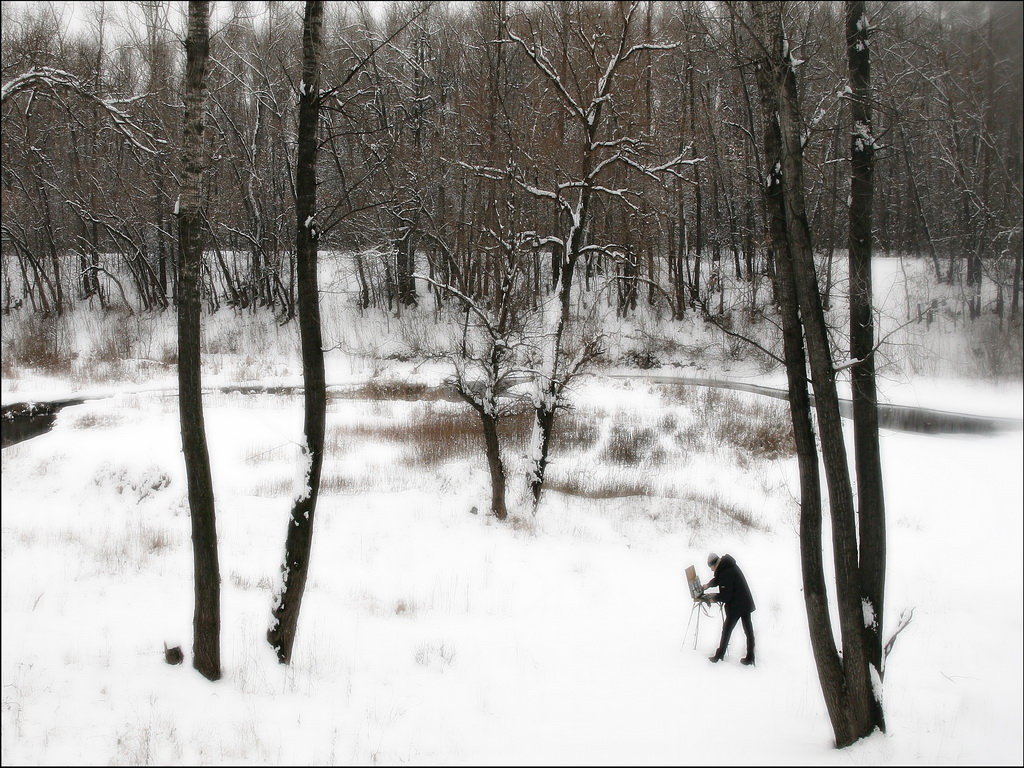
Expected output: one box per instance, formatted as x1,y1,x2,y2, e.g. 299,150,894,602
883,608,915,662
2,67,166,155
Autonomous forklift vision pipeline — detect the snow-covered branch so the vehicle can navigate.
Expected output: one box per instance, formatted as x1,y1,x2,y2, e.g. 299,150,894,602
2,67,166,155
455,160,576,217
883,608,914,664
499,26,586,124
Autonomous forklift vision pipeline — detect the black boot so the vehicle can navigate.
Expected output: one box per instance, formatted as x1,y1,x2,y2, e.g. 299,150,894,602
740,655,755,666
708,653,724,663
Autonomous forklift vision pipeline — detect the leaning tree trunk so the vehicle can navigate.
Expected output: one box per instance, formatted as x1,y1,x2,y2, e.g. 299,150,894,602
846,0,887,716
776,39,877,746
267,0,326,665
748,0,881,747
177,0,220,682
754,54,848,741
780,19,881,747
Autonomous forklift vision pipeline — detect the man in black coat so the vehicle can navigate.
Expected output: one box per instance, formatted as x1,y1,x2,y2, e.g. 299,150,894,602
702,552,756,665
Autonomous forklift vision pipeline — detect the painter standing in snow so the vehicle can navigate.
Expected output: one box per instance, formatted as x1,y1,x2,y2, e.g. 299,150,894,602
702,553,756,665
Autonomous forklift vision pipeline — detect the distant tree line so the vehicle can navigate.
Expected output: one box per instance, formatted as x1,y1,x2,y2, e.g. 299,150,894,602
2,1,1020,323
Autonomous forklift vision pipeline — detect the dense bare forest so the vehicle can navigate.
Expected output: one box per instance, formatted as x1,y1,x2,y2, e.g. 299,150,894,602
2,1,1020,326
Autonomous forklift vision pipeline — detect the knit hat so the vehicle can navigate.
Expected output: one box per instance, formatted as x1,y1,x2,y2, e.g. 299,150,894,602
707,552,720,568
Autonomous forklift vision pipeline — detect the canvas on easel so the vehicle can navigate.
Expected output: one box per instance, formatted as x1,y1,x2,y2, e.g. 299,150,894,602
683,563,720,649
685,565,703,600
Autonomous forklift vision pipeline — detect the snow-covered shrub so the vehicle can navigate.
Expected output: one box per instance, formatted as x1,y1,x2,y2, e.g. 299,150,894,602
68,411,125,430
393,598,417,617
622,349,662,369
92,462,172,504
414,641,455,669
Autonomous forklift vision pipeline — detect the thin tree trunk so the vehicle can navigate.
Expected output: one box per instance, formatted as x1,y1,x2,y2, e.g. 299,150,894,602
1012,246,1022,319
267,0,327,665
846,1,886,717
177,0,220,682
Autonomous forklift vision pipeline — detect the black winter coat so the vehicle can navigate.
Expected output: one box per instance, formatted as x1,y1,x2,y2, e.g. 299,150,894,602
708,554,756,614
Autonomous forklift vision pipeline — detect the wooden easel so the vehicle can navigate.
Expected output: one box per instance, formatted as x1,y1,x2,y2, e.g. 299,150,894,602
683,565,723,649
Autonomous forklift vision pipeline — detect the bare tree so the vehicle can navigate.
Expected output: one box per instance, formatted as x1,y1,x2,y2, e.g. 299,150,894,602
499,1,690,509
415,236,530,522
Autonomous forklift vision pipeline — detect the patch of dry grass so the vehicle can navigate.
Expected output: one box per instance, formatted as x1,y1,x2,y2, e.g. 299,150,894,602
68,411,125,430
1,314,74,373
320,403,600,473
249,468,394,498
241,384,790,512
336,380,452,402
711,397,793,460
678,488,769,533
545,470,652,499
599,421,666,466
550,409,602,453
670,387,794,460
328,405,481,466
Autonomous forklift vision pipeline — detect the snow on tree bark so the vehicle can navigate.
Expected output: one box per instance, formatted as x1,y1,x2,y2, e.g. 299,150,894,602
267,0,327,665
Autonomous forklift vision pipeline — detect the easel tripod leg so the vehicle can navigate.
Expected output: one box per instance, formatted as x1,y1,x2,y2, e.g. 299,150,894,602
684,603,696,649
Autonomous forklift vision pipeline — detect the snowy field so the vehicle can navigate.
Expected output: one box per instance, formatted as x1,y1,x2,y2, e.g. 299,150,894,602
2,370,1022,765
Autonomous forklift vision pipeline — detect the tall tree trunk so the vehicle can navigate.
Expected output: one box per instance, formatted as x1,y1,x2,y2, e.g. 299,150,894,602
758,65,848,742
177,0,220,682
675,176,687,319
748,0,881,747
267,0,327,665
776,31,876,745
689,61,704,307
846,1,887,718
899,125,942,282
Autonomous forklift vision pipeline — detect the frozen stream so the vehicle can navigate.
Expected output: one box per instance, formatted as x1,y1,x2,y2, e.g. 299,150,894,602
605,374,1024,435
3,375,1020,450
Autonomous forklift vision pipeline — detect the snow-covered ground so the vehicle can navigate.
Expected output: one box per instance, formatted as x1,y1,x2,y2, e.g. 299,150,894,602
3,253,1022,763
2,371,1021,765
